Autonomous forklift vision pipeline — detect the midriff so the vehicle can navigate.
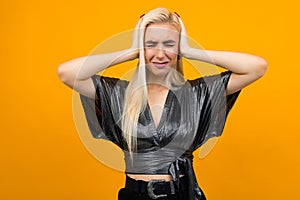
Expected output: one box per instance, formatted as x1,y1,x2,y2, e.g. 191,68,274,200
126,173,185,182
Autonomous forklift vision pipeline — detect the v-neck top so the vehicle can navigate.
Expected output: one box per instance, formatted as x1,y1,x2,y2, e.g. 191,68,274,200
79,70,241,199
146,89,171,132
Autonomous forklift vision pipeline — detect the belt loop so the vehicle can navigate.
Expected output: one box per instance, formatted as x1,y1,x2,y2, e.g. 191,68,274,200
170,181,175,195
137,180,143,193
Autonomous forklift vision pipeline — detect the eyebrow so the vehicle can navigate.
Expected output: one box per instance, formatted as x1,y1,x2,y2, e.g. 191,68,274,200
163,40,176,44
145,40,158,44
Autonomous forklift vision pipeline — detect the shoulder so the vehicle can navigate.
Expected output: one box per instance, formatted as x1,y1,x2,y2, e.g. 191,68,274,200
187,71,232,88
92,75,129,89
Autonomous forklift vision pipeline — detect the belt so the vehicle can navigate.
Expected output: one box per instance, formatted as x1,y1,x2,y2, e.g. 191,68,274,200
125,175,187,199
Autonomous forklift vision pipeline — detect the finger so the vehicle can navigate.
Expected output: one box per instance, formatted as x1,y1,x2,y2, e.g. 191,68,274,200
177,17,187,36
131,16,144,49
135,15,144,30
133,17,143,37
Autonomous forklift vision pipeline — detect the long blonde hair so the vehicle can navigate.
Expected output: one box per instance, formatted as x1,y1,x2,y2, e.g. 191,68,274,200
122,8,185,154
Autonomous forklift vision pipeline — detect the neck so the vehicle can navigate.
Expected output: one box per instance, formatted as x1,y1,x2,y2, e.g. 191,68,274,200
146,73,168,87
147,82,168,92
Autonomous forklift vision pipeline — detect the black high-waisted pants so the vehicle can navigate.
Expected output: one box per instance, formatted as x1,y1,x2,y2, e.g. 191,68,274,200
118,175,189,200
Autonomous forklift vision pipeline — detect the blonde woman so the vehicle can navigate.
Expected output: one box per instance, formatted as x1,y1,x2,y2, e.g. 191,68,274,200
57,8,267,200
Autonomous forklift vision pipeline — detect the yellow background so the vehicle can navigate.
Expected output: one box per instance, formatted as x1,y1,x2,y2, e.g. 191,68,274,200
1,0,299,199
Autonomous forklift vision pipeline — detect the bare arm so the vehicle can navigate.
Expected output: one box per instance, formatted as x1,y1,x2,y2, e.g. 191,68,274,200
183,49,268,95
57,49,138,97
57,18,142,98
177,17,268,95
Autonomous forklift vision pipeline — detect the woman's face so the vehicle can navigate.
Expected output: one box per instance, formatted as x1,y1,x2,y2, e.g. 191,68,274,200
144,23,180,80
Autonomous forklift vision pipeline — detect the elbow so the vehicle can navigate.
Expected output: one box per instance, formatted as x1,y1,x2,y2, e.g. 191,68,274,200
57,64,68,83
57,64,75,87
254,57,268,78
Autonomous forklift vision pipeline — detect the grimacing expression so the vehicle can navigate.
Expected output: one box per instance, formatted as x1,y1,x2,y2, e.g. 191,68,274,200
144,23,180,79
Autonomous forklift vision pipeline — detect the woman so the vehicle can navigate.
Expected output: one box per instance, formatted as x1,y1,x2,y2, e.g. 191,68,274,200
57,8,267,200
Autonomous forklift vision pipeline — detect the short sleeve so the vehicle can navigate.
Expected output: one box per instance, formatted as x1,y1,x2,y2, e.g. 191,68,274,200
79,75,128,148
189,71,241,150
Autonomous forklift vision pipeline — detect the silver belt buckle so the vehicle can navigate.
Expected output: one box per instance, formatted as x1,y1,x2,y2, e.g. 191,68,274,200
147,179,167,199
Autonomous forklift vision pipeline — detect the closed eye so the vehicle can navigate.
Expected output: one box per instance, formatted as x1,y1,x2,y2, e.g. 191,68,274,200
165,44,175,47
145,44,156,48
145,40,176,48
145,41,158,48
163,40,176,47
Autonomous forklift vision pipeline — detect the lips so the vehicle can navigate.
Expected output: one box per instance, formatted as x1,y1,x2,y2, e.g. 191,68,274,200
152,61,169,68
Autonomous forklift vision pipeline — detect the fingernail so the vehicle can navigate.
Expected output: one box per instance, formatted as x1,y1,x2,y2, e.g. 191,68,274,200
139,14,145,19
174,12,180,18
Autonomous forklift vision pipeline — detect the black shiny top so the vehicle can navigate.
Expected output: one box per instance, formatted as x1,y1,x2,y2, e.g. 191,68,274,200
80,70,241,199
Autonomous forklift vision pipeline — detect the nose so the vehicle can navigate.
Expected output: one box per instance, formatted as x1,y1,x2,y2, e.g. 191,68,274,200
155,47,165,59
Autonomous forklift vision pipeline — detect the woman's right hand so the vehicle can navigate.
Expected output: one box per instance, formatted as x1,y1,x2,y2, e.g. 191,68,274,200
58,15,146,98
130,17,143,58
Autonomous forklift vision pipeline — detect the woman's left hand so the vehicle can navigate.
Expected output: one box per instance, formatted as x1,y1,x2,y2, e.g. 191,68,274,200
176,16,192,58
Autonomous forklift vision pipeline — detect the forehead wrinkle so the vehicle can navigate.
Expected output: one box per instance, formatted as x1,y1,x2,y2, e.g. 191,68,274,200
145,24,179,42
144,31,179,43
